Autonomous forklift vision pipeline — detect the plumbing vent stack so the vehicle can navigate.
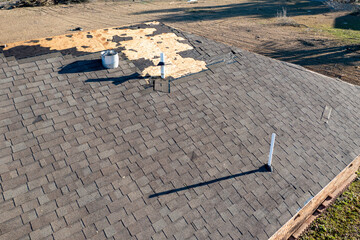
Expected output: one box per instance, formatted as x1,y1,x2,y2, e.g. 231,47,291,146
153,53,170,93
160,53,165,79
266,133,276,172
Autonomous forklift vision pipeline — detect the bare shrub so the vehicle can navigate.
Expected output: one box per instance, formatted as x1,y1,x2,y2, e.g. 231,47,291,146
277,7,287,18
276,7,304,28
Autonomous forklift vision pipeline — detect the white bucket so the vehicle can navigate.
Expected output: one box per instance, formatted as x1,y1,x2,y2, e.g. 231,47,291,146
101,50,119,69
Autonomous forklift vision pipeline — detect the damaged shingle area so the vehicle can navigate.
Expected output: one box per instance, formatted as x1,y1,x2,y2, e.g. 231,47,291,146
114,22,174,37
0,23,360,240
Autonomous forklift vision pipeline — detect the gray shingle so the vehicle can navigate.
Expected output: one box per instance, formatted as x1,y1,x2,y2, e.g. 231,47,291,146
1,23,360,240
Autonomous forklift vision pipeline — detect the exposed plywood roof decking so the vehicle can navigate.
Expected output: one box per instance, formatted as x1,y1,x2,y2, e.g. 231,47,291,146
3,22,207,79
0,23,359,240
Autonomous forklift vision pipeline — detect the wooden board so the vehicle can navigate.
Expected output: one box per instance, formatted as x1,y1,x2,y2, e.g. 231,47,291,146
291,170,358,239
269,155,360,240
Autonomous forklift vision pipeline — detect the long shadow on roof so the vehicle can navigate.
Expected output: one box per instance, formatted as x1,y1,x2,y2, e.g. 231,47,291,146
59,59,104,74
85,72,144,85
149,165,268,198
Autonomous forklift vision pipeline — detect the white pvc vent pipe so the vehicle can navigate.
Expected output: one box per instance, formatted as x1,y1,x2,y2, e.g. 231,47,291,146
160,53,165,79
267,133,276,171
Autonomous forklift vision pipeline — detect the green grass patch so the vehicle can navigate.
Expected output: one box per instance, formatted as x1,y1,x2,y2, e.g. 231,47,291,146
321,27,360,44
300,171,360,240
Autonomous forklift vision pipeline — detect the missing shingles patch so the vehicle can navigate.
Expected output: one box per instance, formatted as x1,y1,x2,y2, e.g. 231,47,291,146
3,22,207,78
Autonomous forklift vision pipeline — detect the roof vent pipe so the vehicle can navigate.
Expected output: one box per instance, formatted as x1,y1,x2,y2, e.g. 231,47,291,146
266,133,276,172
160,53,165,79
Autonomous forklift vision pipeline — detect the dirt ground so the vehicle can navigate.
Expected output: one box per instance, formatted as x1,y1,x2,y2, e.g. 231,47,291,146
0,0,359,85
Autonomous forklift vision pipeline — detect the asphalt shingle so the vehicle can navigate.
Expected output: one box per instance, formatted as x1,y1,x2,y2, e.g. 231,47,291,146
0,23,359,240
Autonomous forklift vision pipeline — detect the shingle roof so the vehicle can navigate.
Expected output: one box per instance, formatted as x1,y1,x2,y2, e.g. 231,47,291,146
0,23,359,240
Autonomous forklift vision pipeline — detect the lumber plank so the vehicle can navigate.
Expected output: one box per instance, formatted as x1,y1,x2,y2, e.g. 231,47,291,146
269,155,360,240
